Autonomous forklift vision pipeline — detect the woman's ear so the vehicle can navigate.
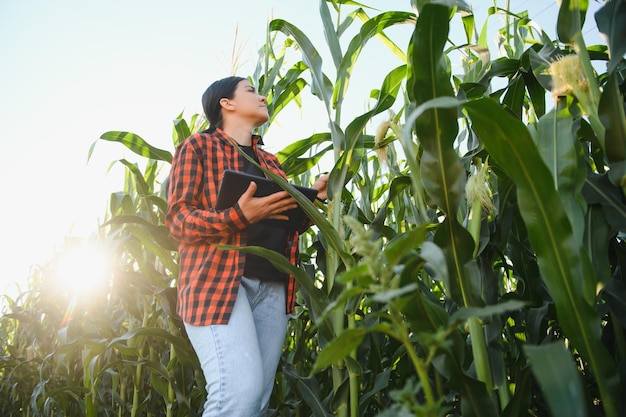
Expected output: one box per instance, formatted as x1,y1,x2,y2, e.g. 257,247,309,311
219,98,233,110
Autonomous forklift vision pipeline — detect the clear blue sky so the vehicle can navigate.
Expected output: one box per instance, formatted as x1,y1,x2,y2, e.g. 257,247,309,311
0,1,604,295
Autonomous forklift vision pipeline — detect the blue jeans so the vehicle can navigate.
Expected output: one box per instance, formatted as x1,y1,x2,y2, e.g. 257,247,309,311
184,276,289,417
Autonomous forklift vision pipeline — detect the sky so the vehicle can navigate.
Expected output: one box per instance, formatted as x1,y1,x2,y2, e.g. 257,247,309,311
0,1,605,298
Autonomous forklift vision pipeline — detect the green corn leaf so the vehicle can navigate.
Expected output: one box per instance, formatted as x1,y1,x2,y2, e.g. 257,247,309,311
358,368,392,410
383,223,429,267
528,43,562,92
372,283,419,304
502,75,525,119
525,343,587,417
459,45,491,84
269,19,333,110
449,300,528,323
105,327,197,361
312,327,368,373
258,159,355,270
464,96,619,417
407,4,463,213
419,240,448,287
435,220,482,307
218,244,334,341
255,40,285,100
143,194,168,215
280,151,331,177
336,263,375,286
501,366,532,417
396,256,449,333
103,215,178,251
268,78,308,125
150,371,171,402
275,61,309,92
557,0,588,44
595,0,626,73
408,5,457,140
118,159,151,196
582,171,626,232
599,72,626,187
282,364,334,417
604,278,626,328
430,339,500,417
276,133,332,177
536,105,587,244
123,224,179,274
266,61,308,123
353,8,407,62
407,3,480,308
233,141,355,270
584,205,612,283
370,175,412,236
328,64,406,196
172,116,191,147
277,132,332,161
461,12,474,44
320,0,343,69
332,11,415,109
99,131,172,163
520,54,547,118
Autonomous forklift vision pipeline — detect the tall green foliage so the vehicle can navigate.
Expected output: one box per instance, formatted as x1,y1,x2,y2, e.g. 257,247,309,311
2,1,626,416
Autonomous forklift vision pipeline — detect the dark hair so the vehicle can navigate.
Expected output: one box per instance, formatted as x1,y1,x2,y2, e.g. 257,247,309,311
201,76,245,133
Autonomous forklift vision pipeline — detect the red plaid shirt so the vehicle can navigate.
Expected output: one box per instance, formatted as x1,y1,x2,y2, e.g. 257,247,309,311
166,128,300,325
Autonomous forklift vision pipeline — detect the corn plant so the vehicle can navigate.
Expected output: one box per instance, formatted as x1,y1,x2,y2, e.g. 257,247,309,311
0,116,208,416
260,1,626,416
2,0,625,416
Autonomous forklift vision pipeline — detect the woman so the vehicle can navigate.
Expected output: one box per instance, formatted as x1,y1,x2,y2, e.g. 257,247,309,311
166,76,328,417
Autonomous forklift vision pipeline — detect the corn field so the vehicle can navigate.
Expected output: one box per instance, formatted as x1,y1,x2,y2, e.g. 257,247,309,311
2,0,625,416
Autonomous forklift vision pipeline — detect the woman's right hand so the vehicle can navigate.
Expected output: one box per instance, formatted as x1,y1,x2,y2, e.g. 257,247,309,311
237,181,298,224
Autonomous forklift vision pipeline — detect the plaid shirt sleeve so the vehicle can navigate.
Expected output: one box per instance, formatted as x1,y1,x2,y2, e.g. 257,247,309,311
166,131,300,325
166,135,250,243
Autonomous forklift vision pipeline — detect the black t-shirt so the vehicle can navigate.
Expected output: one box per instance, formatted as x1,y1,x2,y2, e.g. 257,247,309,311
240,145,289,282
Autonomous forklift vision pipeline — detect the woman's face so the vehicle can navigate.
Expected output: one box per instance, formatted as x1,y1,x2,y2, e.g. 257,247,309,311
227,80,269,127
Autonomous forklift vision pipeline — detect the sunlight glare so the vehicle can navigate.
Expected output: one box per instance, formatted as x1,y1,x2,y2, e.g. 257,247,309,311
53,242,112,297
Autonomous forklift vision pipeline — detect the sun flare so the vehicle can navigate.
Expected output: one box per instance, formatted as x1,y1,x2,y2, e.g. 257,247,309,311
53,241,112,297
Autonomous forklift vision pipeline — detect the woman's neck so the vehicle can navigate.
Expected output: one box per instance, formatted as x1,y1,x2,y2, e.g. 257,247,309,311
221,122,254,146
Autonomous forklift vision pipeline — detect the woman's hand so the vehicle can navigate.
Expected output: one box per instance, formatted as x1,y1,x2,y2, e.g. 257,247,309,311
312,174,329,201
237,181,298,224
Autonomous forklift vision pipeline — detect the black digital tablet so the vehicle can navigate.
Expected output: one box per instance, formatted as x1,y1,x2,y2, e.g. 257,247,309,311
215,169,318,229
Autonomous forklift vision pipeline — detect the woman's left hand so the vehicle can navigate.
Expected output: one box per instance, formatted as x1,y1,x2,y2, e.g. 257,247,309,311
312,174,329,201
